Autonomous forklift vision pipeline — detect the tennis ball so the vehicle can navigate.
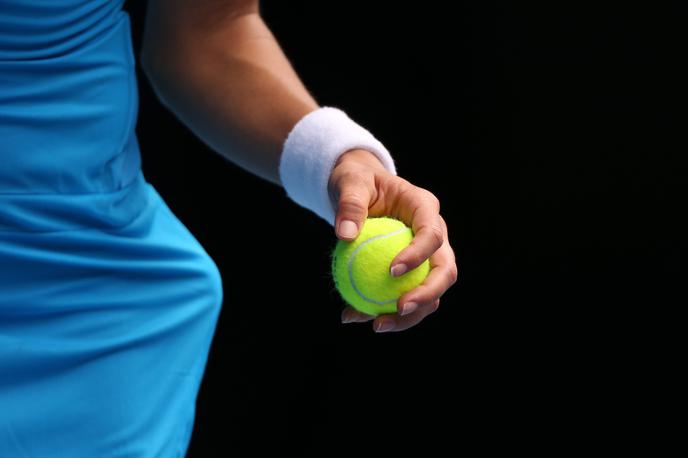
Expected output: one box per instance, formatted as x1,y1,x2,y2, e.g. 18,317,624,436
331,216,430,316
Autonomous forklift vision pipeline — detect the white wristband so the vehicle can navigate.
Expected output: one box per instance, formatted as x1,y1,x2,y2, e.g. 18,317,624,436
278,106,397,226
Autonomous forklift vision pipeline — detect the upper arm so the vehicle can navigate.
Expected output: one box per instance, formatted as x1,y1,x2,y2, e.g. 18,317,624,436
141,0,260,72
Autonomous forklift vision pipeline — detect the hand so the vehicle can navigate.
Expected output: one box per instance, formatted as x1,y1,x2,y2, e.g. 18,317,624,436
328,148,458,333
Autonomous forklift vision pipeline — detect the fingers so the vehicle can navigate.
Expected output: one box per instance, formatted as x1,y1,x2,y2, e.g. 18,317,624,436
389,185,444,277
332,172,459,333
341,306,375,324
362,216,456,333
341,300,440,332
373,298,440,333
332,172,376,241
397,217,457,316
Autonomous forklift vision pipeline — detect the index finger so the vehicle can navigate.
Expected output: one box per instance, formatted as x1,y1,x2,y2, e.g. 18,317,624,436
389,186,444,276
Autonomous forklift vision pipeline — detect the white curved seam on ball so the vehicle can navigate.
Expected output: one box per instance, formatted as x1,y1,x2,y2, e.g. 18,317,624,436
348,227,407,305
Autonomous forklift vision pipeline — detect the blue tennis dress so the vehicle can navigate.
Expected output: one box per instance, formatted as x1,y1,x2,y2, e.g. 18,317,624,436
0,1,224,456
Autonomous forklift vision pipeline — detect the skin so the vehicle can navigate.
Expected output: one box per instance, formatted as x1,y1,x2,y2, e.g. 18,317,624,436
141,0,458,333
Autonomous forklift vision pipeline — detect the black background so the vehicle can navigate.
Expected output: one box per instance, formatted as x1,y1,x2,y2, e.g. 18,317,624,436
123,1,681,455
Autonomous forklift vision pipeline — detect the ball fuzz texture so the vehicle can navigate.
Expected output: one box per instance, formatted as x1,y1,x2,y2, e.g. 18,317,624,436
331,216,430,316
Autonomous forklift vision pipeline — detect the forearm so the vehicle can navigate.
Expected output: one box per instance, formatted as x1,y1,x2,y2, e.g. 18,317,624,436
141,3,319,186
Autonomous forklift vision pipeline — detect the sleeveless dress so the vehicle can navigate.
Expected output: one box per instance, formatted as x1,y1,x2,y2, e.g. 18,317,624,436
0,1,224,456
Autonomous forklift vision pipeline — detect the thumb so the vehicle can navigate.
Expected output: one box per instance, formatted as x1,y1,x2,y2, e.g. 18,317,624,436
333,176,371,241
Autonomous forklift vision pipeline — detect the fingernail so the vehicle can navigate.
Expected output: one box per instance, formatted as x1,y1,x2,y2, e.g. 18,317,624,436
338,220,358,239
374,321,394,333
400,302,418,316
390,264,408,277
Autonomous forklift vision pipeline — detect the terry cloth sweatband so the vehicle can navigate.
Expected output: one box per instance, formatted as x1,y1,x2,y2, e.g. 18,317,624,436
278,106,397,226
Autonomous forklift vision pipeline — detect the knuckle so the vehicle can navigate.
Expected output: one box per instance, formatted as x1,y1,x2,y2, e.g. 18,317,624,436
337,170,369,189
340,170,363,182
338,197,367,215
337,176,370,208
393,175,414,189
427,223,444,247
422,189,440,209
448,265,459,285
340,188,366,202
337,173,364,192
394,180,415,201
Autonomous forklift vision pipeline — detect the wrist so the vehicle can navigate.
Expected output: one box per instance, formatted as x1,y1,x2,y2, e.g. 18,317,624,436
279,106,397,226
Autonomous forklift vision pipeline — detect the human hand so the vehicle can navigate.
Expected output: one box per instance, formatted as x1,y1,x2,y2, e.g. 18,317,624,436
327,148,458,333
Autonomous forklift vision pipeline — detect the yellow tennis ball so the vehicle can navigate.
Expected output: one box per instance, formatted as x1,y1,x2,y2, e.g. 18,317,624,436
331,216,430,316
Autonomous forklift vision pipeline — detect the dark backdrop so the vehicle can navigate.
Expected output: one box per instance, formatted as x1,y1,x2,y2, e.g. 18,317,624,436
123,1,680,455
